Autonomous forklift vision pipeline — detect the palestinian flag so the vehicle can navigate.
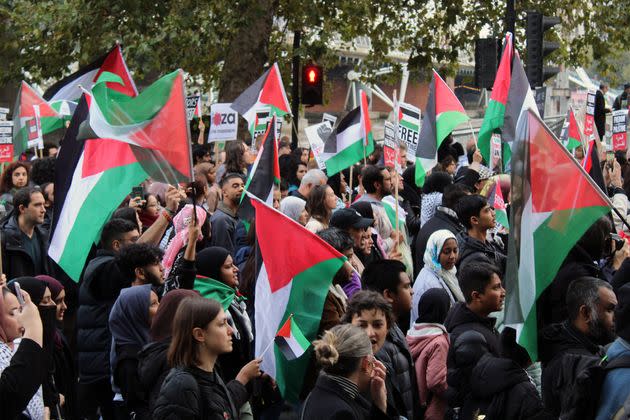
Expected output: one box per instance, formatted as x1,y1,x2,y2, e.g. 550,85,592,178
44,44,137,103
274,315,311,360
238,116,280,223
194,275,238,311
251,196,346,401
78,70,192,185
49,72,192,281
561,108,583,151
501,52,539,169
504,110,610,361
582,139,606,193
322,90,374,176
478,33,513,164
231,63,291,137
12,82,65,158
488,180,509,230
415,70,469,186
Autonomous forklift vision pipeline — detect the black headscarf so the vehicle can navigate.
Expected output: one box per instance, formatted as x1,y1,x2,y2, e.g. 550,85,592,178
8,277,47,305
416,288,451,324
197,246,231,281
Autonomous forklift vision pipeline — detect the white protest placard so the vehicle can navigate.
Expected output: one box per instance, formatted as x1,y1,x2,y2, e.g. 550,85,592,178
397,102,420,156
383,121,398,169
584,90,595,137
305,122,332,170
208,103,238,142
186,95,201,120
322,113,337,128
0,121,12,162
27,105,44,149
612,110,628,151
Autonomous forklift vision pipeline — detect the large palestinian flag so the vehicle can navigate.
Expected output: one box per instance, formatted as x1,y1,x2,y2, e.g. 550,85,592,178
415,70,469,186
322,90,374,176
504,110,610,361
12,82,65,158
44,44,137,103
251,196,346,401
478,33,513,164
49,72,192,281
231,63,291,137
238,115,280,223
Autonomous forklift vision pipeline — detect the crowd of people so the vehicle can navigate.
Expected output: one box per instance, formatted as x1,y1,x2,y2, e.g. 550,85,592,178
1,130,630,420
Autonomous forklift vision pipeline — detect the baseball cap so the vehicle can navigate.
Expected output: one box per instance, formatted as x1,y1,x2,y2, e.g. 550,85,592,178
330,208,374,230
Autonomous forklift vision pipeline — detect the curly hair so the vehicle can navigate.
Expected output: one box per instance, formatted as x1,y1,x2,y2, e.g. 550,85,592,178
0,162,29,194
116,243,164,280
30,157,56,185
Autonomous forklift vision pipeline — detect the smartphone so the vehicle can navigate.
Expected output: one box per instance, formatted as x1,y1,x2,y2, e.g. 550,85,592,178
131,186,144,200
13,282,25,306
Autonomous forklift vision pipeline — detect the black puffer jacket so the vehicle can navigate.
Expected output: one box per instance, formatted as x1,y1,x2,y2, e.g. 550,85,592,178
471,354,551,420
539,321,604,417
456,232,506,276
444,303,501,417
412,207,464,278
137,340,170,417
375,324,419,420
77,250,130,383
537,245,600,329
0,216,51,279
153,366,249,420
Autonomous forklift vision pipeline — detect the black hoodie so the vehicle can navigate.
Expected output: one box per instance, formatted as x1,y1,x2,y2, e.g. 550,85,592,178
471,354,551,420
137,340,170,418
538,321,604,417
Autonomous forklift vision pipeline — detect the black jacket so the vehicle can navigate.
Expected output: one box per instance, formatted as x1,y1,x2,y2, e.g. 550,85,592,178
613,92,628,111
456,232,506,276
209,203,240,255
138,340,170,417
445,303,501,416
594,89,608,138
217,301,253,382
301,374,391,420
0,216,51,279
375,324,419,420
114,343,148,419
471,354,550,420
539,321,604,417
77,250,131,383
153,366,249,420
52,330,77,420
0,338,45,420
537,245,600,329
413,207,464,278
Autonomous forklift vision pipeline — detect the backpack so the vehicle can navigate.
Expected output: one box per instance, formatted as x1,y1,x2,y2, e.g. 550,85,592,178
562,355,630,420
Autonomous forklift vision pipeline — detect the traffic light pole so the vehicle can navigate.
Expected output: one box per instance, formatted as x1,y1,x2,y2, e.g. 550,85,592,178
505,0,515,37
291,30,301,150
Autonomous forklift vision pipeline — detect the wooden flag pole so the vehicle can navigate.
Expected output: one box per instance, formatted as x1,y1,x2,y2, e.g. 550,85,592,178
348,165,354,205
468,120,478,148
392,90,400,237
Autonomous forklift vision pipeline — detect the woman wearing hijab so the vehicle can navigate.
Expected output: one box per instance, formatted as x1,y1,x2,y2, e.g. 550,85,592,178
412,230,463,321
109,284,159,419
406,288,451,420
195,247,253,384
7,278,58,419
280,196,308,225
37,275,77,420
421,172,452,227
138,289,199,416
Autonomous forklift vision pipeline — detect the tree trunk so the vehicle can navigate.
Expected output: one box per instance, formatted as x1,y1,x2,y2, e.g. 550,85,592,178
218,0,275,143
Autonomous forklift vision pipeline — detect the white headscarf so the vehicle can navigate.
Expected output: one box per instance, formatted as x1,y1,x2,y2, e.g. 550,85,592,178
280,196,306,222
423,229,465,302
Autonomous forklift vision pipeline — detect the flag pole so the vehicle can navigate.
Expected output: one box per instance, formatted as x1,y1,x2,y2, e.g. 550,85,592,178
468,120,478,148
392,90,400,236
260,313,295,358
348,165,354,205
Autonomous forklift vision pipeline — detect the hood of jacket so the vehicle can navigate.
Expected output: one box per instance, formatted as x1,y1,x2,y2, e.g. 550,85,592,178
444,302,496,333
538,321,602,365
470,353,529,397
406,322,448,358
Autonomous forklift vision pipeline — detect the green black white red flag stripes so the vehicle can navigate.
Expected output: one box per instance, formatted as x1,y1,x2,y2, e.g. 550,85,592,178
251,196,346,401
478,33,513,163
487,180,509,230
414,70,469,186
230,63,291,137
78,70,192,185
322,90,374,176
274,315,311,360
12,81,64,158
504,110,610,361
238,116,280,223
561,108,584,151
44,44,137,103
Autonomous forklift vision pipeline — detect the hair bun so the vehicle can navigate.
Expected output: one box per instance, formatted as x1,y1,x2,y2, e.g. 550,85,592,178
314,330,339,367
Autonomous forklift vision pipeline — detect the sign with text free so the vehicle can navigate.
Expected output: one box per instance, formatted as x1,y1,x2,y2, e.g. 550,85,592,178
612,110,627,151
397,102,420,156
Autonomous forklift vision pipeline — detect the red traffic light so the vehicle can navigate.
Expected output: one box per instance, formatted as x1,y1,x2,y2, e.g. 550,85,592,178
302,64,323,105
307,68,318,84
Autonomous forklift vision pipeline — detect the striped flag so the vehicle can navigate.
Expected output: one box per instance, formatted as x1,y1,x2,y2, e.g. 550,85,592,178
274,315,311,360
505,110,610,361
322,90,374,176
415,70,469,186
561,108,584,152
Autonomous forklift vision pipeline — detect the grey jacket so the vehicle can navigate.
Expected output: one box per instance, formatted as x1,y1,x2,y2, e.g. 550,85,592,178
209,202,240,254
